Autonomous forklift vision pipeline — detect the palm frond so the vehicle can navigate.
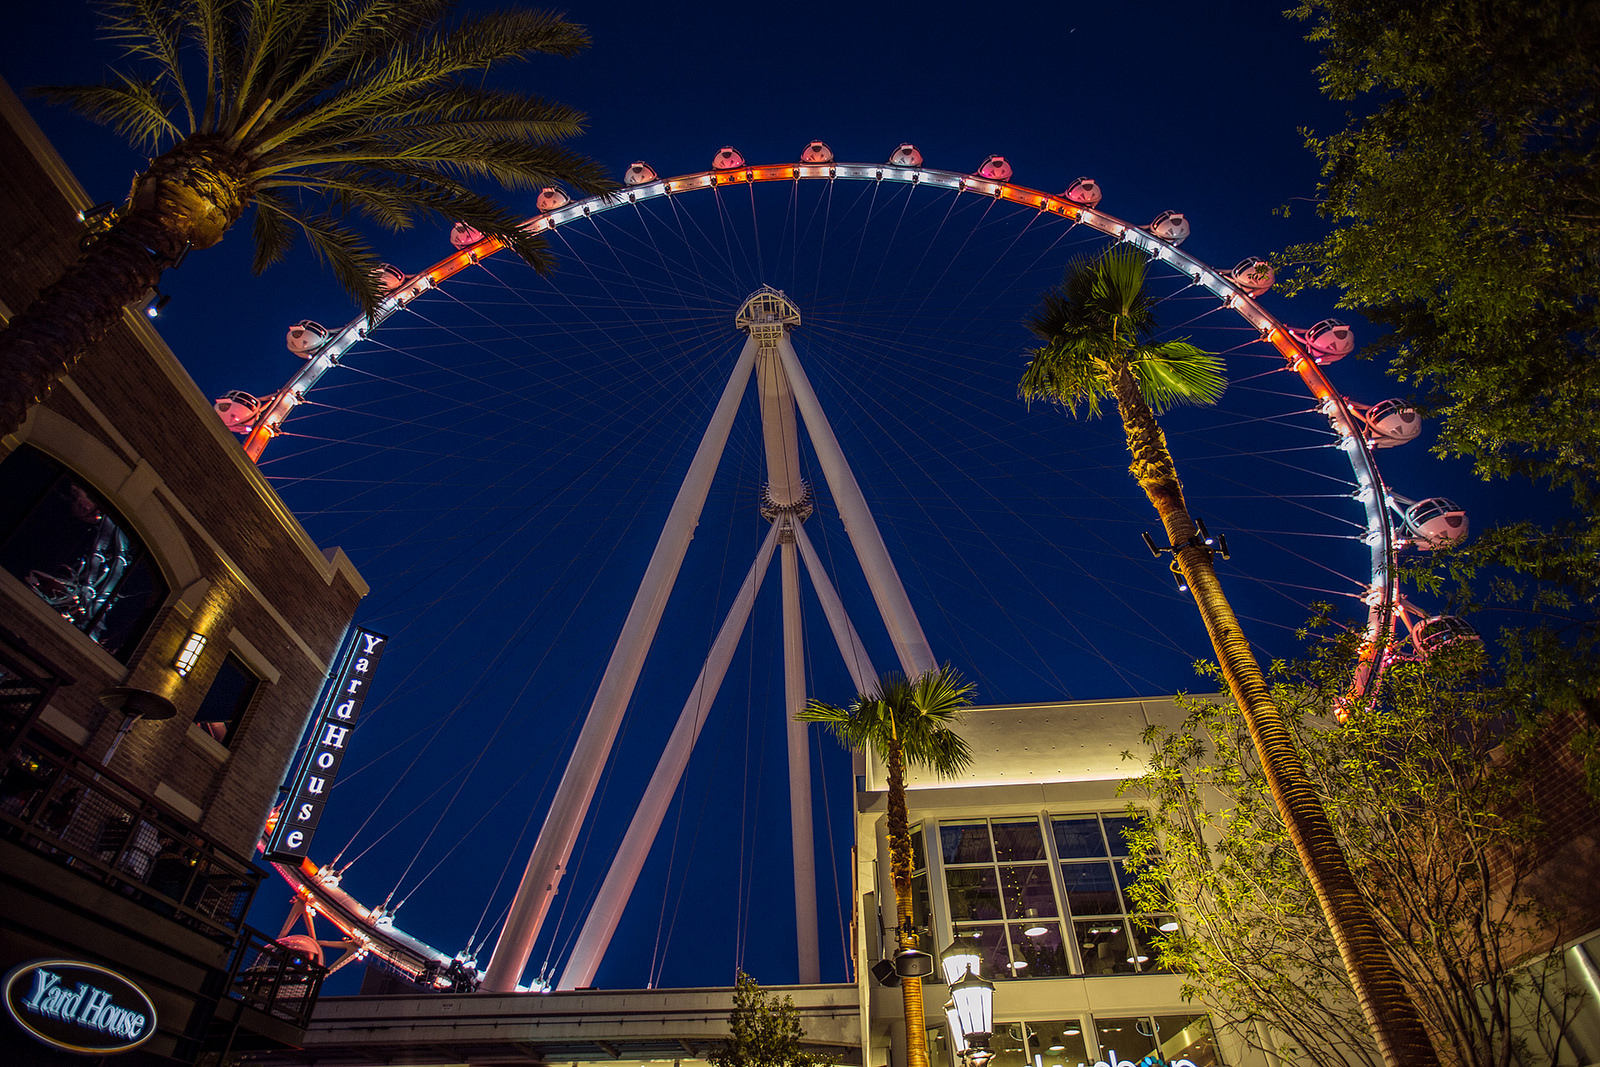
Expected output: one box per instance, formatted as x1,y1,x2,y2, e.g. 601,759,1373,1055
97,0,196,131
799,666,974,780
254,7,592,153
1130,342,1227,412
1019,339,1113,418
274,206,384,315
248,189,297,273
33,77,180,150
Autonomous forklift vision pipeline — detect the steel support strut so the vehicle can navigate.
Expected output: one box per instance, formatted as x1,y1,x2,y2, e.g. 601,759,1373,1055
556,524,782,990
481,337,759,993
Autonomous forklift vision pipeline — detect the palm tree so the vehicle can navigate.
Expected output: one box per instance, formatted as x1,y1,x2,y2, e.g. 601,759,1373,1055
1020,247,1439,1067
799,665,975,1067
0,0,614,438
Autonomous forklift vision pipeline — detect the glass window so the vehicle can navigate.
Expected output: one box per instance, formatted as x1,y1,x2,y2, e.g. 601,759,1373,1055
1074,918,1135,976
947,867,1002,922
993,819,1045,860
1102,816,1141,856
1052,816,1107,858
1154,1013,1222,1067
1091,1017,1157,1062
1000,863,1057,919
943,814,1168,979
965,923,1010,978
942,821,993,864
194,653,260,747
1031,1020,1091,1067
1007,921,1069,977
1061,860,1122,916
0,446,167,661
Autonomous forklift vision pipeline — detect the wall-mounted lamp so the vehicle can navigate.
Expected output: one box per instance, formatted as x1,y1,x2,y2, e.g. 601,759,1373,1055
174,631,207,676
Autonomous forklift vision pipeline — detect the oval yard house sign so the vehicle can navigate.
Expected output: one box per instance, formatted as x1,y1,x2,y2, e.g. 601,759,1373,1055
3,959,157,1054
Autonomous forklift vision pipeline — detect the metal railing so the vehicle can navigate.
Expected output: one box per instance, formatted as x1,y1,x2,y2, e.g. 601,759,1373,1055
224,927,327,1028
0,636,261,942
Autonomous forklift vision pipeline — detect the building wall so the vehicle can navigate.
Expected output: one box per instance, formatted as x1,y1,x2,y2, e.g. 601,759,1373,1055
854,695,1267,1067
0,77,364,1064
0,77,366,859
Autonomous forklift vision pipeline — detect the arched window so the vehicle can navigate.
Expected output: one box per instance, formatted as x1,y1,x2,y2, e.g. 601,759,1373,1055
0,445,169,662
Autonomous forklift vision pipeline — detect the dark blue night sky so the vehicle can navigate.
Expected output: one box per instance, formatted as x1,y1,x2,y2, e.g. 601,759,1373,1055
3,2,1506,992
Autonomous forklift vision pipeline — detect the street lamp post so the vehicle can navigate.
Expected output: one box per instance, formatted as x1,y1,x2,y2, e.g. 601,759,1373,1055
942,939,996,1067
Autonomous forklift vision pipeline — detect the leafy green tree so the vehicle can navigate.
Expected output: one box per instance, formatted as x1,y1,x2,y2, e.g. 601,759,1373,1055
799,665,975,1067
708,972,828,1067
1283,0,1600,505
1125,634,1591,1067
0,0,614,438
1020,247,1438,1067
1281,0,1600,776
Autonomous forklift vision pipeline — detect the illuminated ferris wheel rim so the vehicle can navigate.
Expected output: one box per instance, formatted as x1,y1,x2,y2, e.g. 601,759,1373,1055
237,152,1445,985
237,153,1400,687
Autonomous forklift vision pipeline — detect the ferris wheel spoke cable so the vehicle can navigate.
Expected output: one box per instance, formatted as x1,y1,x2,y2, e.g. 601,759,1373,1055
802,351,1168,696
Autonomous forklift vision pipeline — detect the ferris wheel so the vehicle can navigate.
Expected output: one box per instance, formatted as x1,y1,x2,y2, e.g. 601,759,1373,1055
225,143,1473,990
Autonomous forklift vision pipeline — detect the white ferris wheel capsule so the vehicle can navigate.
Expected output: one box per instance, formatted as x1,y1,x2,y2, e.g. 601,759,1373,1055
1063,177,1101,207
1402,497,1468,549
800,141,834,163
712,146,746,170
975,155,1012,181
1357,398,1422,448
537,187,571,212
887,144,923,167
213,390,263,433
1147,210,1190,245
1292,319,1355,363
286,320,329,357
449,222,484,249
1225,256,1274,297
373,264,408,292
623,161,658,186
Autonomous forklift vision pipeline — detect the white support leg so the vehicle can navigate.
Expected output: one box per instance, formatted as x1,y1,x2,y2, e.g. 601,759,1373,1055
782,527,820,984
482,337,760,993
793,522,879,694
774,334,937,677
556,524,781,990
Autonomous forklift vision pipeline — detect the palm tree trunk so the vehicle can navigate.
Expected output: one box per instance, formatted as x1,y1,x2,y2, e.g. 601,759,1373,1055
1110,364,1440,1067
885,739,929,1067
0,138,246,438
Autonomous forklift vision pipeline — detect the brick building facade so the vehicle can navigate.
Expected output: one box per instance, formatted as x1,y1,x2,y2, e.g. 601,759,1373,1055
0,78,365,1064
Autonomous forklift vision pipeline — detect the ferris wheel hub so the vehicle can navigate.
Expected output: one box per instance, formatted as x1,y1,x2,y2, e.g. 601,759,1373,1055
735,286,801,347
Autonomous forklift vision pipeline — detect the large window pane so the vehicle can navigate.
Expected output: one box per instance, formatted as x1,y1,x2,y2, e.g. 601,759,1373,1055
1155,1014,1222,1067
0,446,166,661
941,821,993,864
988,1021,1029,1067
1061,861,1122,915
911,825,926,871
1075,919,1135,976
1093,1017,1156,1062
194,653,260,747
1032,1020,1090,1067
1052,816,1107,859
956,922,1010,979
992,819,1044,861
1008,921,1069,977
947,867,1002,921
1102,815,1142,857
999,863,1057,919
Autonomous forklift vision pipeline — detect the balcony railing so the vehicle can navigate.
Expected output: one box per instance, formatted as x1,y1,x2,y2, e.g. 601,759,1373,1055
0,633,261,941
224,927,327,1028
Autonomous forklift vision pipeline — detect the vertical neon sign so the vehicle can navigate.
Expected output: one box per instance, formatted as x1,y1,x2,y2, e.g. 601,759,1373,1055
267,628,389,860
